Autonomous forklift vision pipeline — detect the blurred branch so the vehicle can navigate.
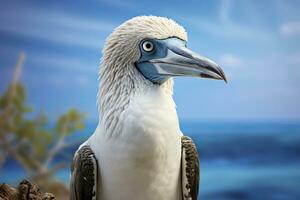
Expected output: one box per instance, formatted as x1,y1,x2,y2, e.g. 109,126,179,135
43,109,85,170
12,52,25,84
0,53,25,129
32,162,66,181
43,137,66,171
0,136,32,173
0,52,86,198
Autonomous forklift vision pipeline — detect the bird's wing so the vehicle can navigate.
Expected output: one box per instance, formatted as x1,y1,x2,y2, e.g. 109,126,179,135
70,145,98,200
181,136,200,200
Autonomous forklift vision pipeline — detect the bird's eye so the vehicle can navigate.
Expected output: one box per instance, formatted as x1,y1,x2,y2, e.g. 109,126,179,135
142,41,154,52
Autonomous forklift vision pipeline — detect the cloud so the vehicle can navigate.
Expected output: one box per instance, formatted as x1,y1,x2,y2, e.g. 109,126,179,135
0,44,98,74
23,71,94,89
0,6,116,49
284,52,300,75
280,22,300,36
55,74,93,88
219,54,243,68
219,0,231,24
182,0,274,42
97,0,136,10
76,76,91,87
217,54,243,81
289,53,300,66
27,53,98,74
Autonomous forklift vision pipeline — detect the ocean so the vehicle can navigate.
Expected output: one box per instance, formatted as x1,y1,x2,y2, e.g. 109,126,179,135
1,121,300,200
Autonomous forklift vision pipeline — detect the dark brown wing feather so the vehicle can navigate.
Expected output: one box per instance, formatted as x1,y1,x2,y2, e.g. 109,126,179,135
70,145,98,200
181,136,200,200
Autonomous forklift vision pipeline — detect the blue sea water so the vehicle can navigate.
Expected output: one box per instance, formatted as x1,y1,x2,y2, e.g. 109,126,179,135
1,121,300,200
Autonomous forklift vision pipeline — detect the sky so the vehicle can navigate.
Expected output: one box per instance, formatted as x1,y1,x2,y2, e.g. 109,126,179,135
0,0,300,122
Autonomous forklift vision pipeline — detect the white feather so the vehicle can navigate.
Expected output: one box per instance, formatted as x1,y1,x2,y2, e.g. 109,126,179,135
85,16,188,200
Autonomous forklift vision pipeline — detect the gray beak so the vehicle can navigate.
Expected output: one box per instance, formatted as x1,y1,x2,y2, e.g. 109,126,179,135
150,44,227,83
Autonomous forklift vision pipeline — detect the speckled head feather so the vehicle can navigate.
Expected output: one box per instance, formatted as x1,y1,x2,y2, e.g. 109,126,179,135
98,16,187,126
102,16,187,66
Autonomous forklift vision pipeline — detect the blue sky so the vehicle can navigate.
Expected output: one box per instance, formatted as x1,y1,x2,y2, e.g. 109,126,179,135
0,0,300,122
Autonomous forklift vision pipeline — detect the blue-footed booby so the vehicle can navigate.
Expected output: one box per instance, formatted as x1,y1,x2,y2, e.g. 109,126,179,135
70,16,226,200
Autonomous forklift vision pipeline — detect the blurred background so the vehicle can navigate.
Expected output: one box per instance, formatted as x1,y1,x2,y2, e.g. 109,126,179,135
0,0,300,199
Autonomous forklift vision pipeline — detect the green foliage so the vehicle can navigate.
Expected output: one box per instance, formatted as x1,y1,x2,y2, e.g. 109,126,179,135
55,108,85,137
0,82,85,178
0,84,29,132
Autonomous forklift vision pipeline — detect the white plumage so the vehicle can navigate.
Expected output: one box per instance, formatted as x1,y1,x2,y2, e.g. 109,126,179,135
71,15,226,200
88,16,186,200
89,86,182,200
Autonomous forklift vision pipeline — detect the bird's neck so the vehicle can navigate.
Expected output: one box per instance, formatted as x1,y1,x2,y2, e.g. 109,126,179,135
98,62,174,136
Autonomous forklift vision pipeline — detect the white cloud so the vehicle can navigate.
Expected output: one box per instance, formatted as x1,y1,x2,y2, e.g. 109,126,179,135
98,0,136,10
76,76,90,87
46,74,92,88
219,54,243,68
0,7,116,49
288,52,300,64
182,0,274,42
217,54,243,81
280,22,300,36
219,0,231,24
27,53,98,73
23,71,93,89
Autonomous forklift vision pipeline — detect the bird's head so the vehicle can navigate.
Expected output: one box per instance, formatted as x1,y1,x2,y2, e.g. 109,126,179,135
101,16,227,89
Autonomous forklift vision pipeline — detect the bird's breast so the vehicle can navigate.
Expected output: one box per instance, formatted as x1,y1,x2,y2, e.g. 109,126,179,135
93,88,183,200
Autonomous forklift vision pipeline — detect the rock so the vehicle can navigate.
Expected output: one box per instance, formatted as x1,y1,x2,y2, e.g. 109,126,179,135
0,180,55,200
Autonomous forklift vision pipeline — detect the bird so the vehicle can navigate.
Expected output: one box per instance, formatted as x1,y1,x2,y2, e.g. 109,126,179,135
70,16,227,200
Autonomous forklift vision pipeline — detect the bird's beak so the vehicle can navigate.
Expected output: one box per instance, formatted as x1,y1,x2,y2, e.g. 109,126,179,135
149,44,227,83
